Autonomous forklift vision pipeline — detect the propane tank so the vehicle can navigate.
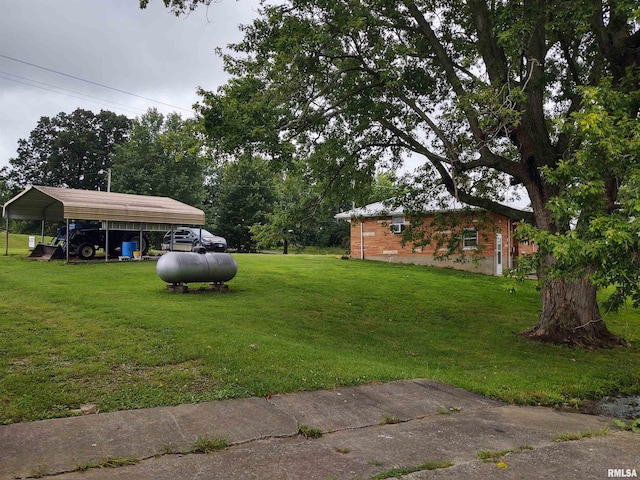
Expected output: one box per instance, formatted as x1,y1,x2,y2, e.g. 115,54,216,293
156,251,237,284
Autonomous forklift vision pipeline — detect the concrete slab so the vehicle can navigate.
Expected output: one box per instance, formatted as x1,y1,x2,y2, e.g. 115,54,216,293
267,379,502,432
1,379,637,480
0,397,295,479
404,433,640,480
316,405,617,468
51,437,381,480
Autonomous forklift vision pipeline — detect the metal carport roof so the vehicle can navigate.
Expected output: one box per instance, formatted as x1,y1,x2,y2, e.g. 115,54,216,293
3,185,205,225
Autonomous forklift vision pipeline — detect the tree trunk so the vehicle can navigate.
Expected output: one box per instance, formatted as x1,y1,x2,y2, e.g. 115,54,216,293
522,275,625,348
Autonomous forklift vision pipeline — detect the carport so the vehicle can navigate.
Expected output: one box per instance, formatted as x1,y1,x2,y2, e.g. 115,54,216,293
3,185,205,261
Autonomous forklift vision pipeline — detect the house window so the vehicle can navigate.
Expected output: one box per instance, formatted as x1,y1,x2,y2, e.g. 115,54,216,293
390,215,406,234
462,228,478,249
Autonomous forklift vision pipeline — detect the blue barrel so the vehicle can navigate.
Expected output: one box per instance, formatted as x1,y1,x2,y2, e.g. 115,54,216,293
122,241,137,258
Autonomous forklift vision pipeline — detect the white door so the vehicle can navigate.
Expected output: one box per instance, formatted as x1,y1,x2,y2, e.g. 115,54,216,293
496,233,503,276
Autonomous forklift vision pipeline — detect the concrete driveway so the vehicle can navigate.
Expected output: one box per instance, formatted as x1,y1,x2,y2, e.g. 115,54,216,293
1,379,637,479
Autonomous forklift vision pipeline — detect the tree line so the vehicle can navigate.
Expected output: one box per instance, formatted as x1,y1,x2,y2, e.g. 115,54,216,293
0,107,351,252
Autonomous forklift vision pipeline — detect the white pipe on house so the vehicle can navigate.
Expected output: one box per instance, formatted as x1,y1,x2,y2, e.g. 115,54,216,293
360,219,364,259
507,218,512,269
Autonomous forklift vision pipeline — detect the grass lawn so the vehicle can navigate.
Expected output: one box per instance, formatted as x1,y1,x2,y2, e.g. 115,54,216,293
1,233,639,424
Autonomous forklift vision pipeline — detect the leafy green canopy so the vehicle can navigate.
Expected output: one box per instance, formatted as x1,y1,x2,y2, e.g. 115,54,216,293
248,158,352,252
0,172,12,206
6,108,131,191
110,108,208,208
209,155,277,251
518,76,640,311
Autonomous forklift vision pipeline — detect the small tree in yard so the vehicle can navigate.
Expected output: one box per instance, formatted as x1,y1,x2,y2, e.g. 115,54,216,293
148,0,640,347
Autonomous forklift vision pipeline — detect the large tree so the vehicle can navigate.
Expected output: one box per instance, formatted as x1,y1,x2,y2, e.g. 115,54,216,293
151,0,639,347
6,108,131,190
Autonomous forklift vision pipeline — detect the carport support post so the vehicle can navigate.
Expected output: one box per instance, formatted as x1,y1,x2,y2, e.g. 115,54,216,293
40,220,45,243
105,222,109,263
65,218,70,263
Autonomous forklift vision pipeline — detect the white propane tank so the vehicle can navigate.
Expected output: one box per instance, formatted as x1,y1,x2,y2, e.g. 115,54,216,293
156,251,237,284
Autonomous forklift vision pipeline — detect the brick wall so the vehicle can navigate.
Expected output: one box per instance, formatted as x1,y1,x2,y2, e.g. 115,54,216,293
348,211,529,276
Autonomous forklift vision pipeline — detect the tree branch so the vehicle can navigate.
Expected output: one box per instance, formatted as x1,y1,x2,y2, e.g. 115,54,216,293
378,117,533,222
467,0,509,84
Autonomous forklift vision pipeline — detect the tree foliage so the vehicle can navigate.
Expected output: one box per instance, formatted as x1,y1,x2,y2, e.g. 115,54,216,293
209,155,277,251
139,0,210,15
154,0,640,346
0,169,13,206
249,159,350,252
517,75,640,312
110,108,207,207
6,108,131,191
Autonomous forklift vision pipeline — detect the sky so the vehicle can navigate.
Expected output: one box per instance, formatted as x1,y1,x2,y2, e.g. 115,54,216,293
0,0,262,169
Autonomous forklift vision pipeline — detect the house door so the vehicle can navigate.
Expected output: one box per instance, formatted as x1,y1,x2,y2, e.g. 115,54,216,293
496,233,503,276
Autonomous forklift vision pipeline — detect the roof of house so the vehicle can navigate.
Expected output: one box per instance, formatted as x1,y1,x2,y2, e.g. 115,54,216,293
2,185,205,226
335,192,532,220
335,196,471,220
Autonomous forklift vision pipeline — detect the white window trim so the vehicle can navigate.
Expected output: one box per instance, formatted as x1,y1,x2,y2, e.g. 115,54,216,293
390,215,406,234
462,228,478,249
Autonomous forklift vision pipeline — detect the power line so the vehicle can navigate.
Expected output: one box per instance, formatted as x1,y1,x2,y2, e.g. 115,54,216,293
0,53,193,113
0,72,147,115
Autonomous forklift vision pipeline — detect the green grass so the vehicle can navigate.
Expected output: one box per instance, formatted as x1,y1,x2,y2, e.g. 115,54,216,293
554,427,610,442
368,460,454,479
2,230,39,253
477,445,533,462
76,457,140,471
297,424,323,439
190,436,229,453
612,418,640,433
1,233,639,423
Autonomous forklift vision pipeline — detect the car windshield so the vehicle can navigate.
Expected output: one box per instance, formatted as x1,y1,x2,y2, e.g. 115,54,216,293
195,229,216,238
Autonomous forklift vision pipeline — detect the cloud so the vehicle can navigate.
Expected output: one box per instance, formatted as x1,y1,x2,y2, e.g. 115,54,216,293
0,0,261,168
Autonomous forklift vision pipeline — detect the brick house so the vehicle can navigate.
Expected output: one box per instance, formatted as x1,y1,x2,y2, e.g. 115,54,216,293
335,199,535,276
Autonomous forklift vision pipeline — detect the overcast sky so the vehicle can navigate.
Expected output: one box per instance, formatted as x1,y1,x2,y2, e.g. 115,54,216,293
0,0,262,170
